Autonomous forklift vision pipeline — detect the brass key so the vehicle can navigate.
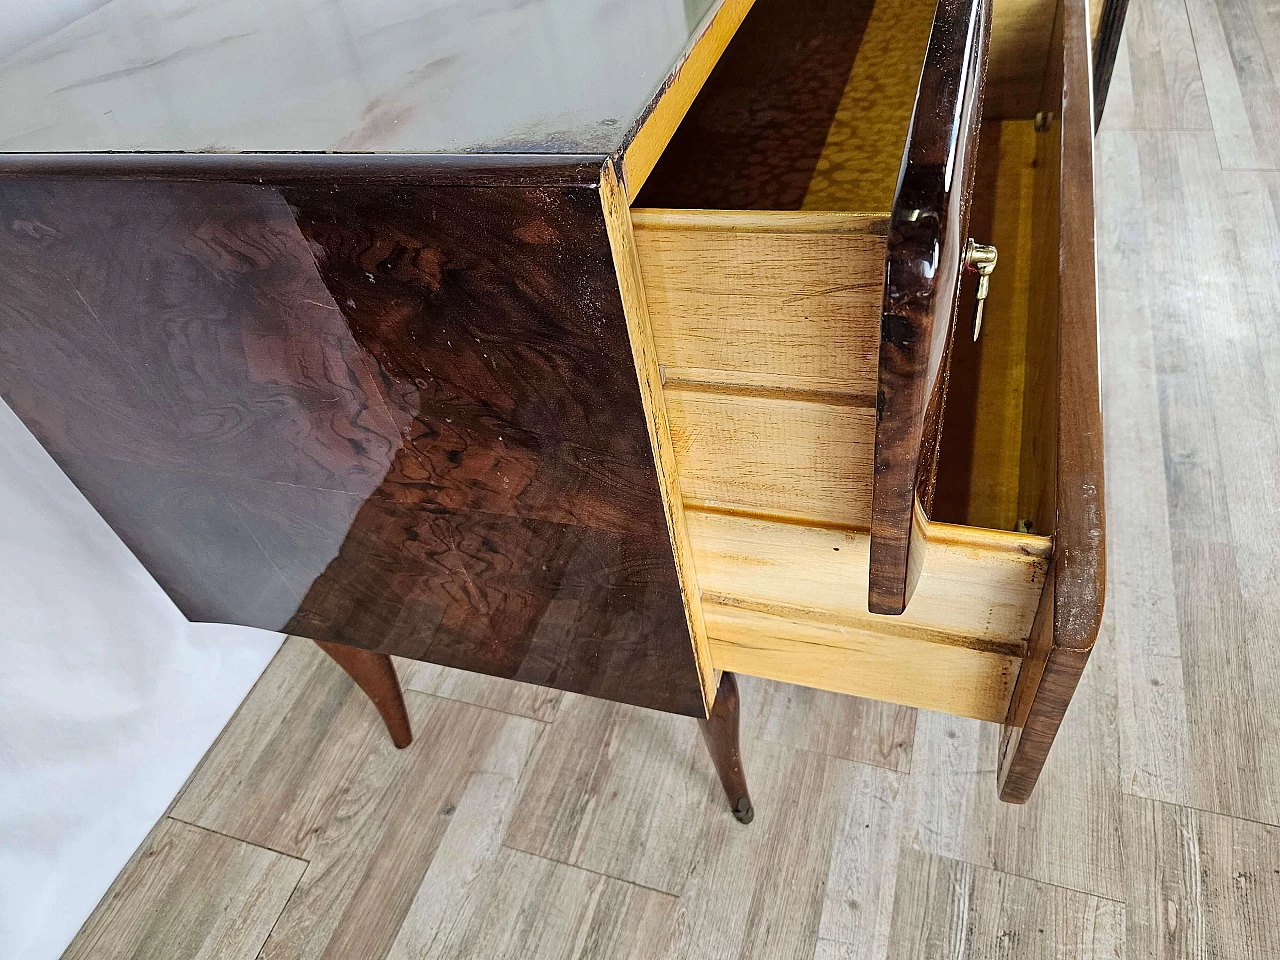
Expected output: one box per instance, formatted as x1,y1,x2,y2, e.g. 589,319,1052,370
963,239,998,340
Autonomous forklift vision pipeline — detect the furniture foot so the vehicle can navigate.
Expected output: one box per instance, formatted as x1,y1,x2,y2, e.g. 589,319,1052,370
698,671,754,824
314,641,412,749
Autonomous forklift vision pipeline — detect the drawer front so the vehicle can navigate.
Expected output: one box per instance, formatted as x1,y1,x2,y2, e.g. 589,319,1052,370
869,0,994,615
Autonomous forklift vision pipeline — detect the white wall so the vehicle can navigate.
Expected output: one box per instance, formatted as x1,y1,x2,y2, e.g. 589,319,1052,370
0,1,112,57
0,400,282,960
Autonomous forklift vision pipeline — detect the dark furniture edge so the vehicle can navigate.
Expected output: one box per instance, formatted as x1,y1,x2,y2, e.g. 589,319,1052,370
1092,0,1130,128
998,0,1105,802
868,0,992,616
0,152,608,186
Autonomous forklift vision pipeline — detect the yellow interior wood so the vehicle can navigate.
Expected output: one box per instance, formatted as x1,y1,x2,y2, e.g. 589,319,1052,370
688,508,1050,647
961,120,1040,528
667,388,876,527
633,209,884,529
632,210,885,393
986,0,1062,118
706,607,1021,721
693,508,1050,721
617,0,1069,720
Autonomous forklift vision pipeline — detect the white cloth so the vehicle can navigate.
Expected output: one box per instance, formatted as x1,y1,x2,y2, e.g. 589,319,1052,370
0,400,282,960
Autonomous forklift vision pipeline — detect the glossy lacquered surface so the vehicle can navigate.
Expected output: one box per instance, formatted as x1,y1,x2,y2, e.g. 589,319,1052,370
869,0,992,615
0,0,716,154
0,177,706,716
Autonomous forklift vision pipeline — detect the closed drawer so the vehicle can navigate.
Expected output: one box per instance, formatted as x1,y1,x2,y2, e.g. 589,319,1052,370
625,0,1104,760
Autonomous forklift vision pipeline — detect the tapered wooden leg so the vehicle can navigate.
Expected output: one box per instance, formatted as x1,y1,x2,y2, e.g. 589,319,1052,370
314,641,412,749
698,671,754,824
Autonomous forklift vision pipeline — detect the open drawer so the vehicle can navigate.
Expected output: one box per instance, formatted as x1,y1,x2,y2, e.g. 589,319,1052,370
620,0,1103,801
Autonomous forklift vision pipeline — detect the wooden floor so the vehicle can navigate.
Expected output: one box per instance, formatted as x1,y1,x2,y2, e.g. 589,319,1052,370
62,2,1280,956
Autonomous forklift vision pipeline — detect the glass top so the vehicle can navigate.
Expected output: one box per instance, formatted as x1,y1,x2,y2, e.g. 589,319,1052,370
0,0,719,155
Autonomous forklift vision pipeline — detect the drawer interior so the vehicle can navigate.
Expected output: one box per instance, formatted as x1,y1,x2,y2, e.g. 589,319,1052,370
628,0,1068,720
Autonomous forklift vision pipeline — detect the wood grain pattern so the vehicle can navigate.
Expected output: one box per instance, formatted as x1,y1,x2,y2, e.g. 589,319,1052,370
801,0,938,212
635,0,879,210
178,648,543,960
382,717,676,960
747,674,916,772
396,658,561,723
885,848,1125,959
905,628,1125,901
658,741,875,960
688,508,1049,647
869,0,993,615
391,846,676,960
633,210,886,393
171,638,411,857
667,388,876,527
64,6,1280,951
506,688,890,959
1125,796,1280,958
813,761,909,959
1096,132,1192,805
0,174,707,716
999,0,1107,803
689,504,1048,721
600,160,715,712
1184,0,1280,169
62,819,305,960
1101,0,1211,132
705,603,1022,722
1098,125,1280,823
503,692,720,895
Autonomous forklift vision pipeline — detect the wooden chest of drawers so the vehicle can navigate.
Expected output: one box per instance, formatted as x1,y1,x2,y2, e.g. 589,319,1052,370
0,0,1115,808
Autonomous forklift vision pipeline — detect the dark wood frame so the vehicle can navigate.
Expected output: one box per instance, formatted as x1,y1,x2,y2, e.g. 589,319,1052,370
997,0,1105,802
868,0,993,615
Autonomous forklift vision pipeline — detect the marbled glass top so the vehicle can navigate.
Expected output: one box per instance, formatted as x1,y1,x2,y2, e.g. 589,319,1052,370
0,0,719,154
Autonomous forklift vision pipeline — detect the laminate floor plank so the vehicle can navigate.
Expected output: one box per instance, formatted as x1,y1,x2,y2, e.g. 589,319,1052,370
1105,0,1213,130
396,657,562,723
171,637,401,857
1185,0,1280,168
1131,129,1280,824
502,693,719,896
1096,129,1194,807
742,674,916,773
884,848,1125,960
258,698,541,960
1125,795,1280,959
812,762,908,960
392,845,675,960
61,818,305,960
387,765,676,960
654,741,888,960
901,630,1125,902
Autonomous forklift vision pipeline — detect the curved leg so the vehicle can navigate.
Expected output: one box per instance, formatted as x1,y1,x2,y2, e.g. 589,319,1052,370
314,641,413,749
698,672,754,824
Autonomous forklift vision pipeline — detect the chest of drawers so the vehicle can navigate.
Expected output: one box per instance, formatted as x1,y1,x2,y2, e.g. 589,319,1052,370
0,0,1118,812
